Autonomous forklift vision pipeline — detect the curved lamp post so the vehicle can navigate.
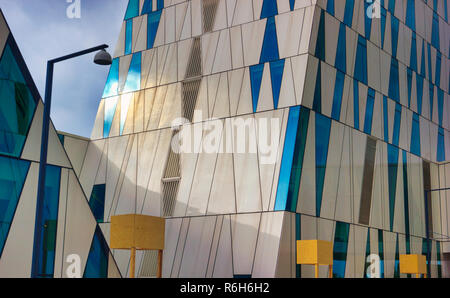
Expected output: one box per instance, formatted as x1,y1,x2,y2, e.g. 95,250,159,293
31,45,112,278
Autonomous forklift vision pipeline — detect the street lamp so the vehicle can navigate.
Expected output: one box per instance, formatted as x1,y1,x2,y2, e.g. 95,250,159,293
31,44,112,278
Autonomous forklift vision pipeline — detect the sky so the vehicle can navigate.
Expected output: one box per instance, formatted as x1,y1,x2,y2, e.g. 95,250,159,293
0,0,128,137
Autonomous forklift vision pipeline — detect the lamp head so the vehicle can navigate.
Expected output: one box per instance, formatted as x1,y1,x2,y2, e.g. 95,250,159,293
94,49,112,65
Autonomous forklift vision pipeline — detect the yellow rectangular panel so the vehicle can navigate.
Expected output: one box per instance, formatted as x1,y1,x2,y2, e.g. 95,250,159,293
110,214,165,250
399,254,427,274
297,240,333,265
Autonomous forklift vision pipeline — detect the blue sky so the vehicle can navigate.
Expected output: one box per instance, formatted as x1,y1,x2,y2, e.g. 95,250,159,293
0,0,128,137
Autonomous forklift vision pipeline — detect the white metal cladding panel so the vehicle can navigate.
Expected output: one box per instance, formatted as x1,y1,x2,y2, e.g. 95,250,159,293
278,58,296,109
162,217,182,277
63,136,89,177
79,139,106,199
212,215,233,277
231,213,260,275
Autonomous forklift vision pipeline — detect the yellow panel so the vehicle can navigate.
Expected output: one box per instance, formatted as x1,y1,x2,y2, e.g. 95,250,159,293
399,254,427,275
110,214,165,250
297,240,333,265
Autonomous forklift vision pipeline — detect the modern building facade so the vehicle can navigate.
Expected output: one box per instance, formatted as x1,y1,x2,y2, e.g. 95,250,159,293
0,0,449,278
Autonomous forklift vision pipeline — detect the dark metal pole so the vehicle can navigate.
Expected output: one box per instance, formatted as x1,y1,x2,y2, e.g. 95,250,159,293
31,44,109,278
424,190,431,278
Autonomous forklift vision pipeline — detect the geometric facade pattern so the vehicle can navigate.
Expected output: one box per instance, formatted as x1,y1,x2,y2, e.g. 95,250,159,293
0,10,120,278
80,0,450,278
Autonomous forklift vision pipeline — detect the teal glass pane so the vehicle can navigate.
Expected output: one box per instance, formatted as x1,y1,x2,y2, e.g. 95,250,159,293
141,0,152,14
363,88,375,135
429,83,434,119
249,64,264,113
437,127,445,162
420,40,426,77
89,184,106,223
392,103,401,146
33,165,61,278
327,0,335,15
57,134,64,146
102,58,119,98
259,16,279,63
0,156,30,257
402,151,410,235
157,0,164,10
437,88,444,126
437,242,442,278
405,0,416,30
364,230,370,278
383,96,389,142
234,275,251,278
331,71,345,121
381,7,387,48
315,10,326,61
364,0,372,39
410,113,421,156
407,68,413,108
125,19,133,55
290,0,296,11
410,33,417,72
286,108,310,212
427,43,432,82
312,62,322,114
416,74,424,115
378,230,384,278
388,0,395,13
445,0,448,22
84,226,109,278
333,222,350,278
435,51,441,88
295,214,301,278
335,23,347,73
269,59,285,109
431,12,440,50
353,79,360,130
103,96,118,138
394,235,400,278
390,16,399,57
124,0,139,20
354,35,368,85
260,0,278,19
387,144,399,232
274,106,300,211
343,0,355,27
147,10,162,49
388,58,400,102
123,52,142,94
315,113,331,217
0,45,37,158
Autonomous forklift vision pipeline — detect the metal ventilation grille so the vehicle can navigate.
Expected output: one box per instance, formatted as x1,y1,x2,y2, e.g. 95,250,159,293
203,0,219,33
182,79,201,122
139,250,158,278
185,37,202,79
164,142,181,178
162,180,179,217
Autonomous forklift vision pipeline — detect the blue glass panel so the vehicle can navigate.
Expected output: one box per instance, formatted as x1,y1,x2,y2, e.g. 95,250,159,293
380,7,387,48
0,44,37,158
58,134,64,146
260,16,279,63
125,19,133,55
410,33,417,72
335,23,347,73
437,241,442,278
383,96,389,142
410,113,421,156
445,0,448,22
437,88,444,126
89,184,106,223
84,226,109,278
157,0,164,10
295,213,301,278
388,58,400,102
407,68,413,108
103,96,118,138
249,64,264,113
124,0,139,20
405,0,416,30
402,150,410,236
141,0,152,15
326,0,335,15
378,230,385,278
286,108,310,212
102,58,120,98
0,156,30,258
315,10,326,61
364,230,370,278
392,103,401,146
260,0,278,19
234,275,252,278
123,52,142,94
147,10,162,49
353,79,360,130
269,59,284,109
33,165,61,278
431,12,440,50
391,15,399,57
331,71,345,121
437,127,445,162
388,0,395,13
315,113,331,217
387,144,399,232
274,106,300,211
394,235,400,277
343,0,355,27
364,0,372,39
312,62,322,114
435,52,441,88
420,40,426,77
364,88,375,135
416,74,424,115
429,83,434,118
427,43,432,82
333,222,350,278
354,35,368,85
290,0,296,11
